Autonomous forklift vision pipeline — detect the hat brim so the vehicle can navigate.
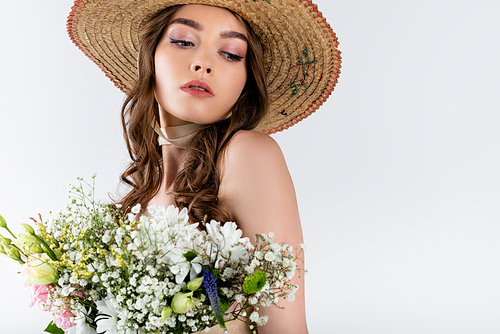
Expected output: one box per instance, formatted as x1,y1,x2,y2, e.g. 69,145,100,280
67,0,341,134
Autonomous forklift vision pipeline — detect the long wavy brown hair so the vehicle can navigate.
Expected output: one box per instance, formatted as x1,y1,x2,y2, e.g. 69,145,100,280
118,5,269,225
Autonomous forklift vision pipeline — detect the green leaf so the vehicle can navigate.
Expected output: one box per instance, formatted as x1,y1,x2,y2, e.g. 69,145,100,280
219,293,230,313
217,287,230,313
44,321,64,334
183,250,197,262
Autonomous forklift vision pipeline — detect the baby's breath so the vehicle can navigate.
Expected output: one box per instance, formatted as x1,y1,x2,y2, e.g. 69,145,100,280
1,176,305,334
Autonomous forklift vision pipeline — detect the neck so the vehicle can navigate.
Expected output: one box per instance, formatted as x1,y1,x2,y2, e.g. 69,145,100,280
161,145,186,191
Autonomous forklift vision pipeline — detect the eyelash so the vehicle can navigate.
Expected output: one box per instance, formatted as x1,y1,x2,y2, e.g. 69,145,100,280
169,38,243,62
221,52,244,62
170,38,194,47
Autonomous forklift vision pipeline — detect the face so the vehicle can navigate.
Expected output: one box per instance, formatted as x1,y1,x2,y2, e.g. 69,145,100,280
154,5,249,126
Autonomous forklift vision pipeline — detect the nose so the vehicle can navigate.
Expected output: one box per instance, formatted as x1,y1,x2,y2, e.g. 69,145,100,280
190,61,212,74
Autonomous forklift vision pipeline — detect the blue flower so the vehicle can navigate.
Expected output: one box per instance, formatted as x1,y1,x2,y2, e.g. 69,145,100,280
200,269,226,329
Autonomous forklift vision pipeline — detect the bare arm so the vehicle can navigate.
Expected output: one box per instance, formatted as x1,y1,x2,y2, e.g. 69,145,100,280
219,130,308,334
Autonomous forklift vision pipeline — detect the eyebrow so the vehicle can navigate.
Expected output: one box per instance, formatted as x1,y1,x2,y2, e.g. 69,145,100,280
220,30,248,44
170,17,248,44
170,18,202,31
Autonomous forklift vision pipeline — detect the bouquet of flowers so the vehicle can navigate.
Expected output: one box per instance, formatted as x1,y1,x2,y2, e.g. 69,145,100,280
0,176,304,334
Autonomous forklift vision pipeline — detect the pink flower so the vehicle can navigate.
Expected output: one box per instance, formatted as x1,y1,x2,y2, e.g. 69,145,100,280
27,284,53,311
53,310,76,330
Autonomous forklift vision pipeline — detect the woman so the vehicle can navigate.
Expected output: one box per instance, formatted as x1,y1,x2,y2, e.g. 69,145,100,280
68,1,341,333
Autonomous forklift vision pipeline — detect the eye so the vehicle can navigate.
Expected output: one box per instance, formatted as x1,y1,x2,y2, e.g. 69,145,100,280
221,51,244,62
169,38,194,47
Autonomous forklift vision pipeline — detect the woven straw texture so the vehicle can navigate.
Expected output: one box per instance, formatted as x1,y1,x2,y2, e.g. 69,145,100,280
67,0,341,134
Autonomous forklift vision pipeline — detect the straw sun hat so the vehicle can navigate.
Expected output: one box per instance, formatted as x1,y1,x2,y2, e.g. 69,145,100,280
67,0,341,134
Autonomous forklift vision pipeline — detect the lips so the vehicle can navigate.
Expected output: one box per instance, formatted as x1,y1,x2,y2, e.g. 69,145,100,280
181,80,214,98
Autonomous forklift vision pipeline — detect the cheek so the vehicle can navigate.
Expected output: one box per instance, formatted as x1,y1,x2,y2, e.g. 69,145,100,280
154,52,184,104
155,53,175,88
225,66,248,103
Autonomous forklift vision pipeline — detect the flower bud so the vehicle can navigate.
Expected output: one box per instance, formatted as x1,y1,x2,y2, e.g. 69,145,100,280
21,223,35,235
6,246,22,262
0,215,7,228
187,277,203,292
1,236,12,246
161,306,173,322
16,233,44,254
171,291,195,314
0,242,6,255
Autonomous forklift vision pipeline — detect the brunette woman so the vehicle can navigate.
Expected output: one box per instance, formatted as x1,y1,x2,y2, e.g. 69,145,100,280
68,1,341,333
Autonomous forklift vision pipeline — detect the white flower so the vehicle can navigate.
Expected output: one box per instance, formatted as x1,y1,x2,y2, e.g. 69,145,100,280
260,298,271,307
189,257,202,280
282,258,292,267
245,265,255,274
65,307,97,334
102,233,111,243
264,252,276,262
205,221,251,267
255,251,264,260
249,311,259,322
96,298,121,334
300,243,307,250
286,269,296,280
270,242,281,252
131,204,142,214
235,294,245,303
287,294,295,302
257,315,269,326
127,213,136,223
223,267,236,278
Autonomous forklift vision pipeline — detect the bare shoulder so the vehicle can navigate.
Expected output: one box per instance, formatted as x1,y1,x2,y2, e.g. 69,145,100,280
218,130,300,240
221,130,286,174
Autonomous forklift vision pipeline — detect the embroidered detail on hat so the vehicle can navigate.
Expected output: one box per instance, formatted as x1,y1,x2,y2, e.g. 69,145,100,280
289,48,317,99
